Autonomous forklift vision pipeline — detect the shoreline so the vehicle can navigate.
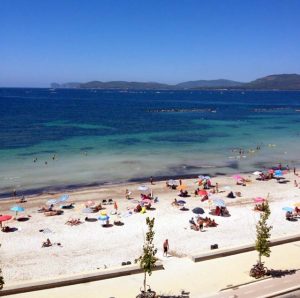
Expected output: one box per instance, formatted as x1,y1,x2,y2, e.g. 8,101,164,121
0,172,221,201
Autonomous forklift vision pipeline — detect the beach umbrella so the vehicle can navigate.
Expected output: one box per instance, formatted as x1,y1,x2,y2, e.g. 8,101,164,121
254,197,265,203
232,174,243,181
294,202,300,207
141,198,152,205
59,194,69,203
213,199,226,207
10,205,25,216
98,215,110,221
85,200,95,207
82,208,93,213
253,171,262,176
222,186,231,191
138,185,149,192
0,215,12,227
46,199,57,206
192,207,205,215
177,200,186,205
168,179,178,186
177,184,187,191
282,207,293,212
274,170,283,177
203,176,211,180
198,190,208,196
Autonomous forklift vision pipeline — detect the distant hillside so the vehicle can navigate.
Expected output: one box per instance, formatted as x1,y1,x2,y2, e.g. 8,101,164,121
244,74,300,90
176,79,243,89
51,74,300,90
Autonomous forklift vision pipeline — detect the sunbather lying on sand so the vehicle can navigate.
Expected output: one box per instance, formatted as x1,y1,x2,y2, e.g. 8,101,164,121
44,210,63,216
92,203,102,212
65,218,82,226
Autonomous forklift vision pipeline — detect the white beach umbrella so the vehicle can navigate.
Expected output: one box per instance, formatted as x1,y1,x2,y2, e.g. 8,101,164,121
253,171,262,176
222,186,231,191
138,185,149,192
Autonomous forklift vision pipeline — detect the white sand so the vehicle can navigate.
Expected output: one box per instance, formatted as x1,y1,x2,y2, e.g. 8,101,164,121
1,172,300,284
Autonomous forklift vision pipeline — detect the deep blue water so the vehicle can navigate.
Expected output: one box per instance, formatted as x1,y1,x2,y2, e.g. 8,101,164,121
0,88,300,196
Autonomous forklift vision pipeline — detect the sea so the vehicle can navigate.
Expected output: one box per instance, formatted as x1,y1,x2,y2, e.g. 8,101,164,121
0,88,300,198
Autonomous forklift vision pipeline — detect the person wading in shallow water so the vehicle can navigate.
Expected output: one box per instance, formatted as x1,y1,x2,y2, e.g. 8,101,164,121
163,239,169,257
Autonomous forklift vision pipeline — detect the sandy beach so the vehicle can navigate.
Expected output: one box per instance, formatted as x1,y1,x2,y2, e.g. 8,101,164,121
1,171,300,286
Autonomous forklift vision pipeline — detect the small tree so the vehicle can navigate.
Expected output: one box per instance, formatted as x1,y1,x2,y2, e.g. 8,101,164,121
255,200,272,265
136,217,158,296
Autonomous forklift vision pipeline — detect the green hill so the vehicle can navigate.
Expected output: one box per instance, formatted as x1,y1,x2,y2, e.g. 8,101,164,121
244,74,300,90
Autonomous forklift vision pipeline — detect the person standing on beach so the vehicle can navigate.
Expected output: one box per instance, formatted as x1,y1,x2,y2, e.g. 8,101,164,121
163,239,169,257
150,176,154,185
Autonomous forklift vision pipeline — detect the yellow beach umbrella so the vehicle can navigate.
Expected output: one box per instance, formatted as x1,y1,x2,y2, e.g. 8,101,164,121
177,184,187,191
294,202,300,207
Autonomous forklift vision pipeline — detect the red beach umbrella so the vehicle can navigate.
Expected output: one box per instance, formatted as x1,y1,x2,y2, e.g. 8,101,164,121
254,197,265,203
198,190,208,196
0,215,12,227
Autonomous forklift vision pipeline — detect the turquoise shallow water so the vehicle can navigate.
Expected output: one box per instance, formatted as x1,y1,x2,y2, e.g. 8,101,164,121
0,88,300,197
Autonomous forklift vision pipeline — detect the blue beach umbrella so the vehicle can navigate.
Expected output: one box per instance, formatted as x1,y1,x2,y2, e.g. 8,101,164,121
274,170,283,177
10,205,25,216
59,194,69,203
98,215,110,221
282,207,293,212
213,199,226,207
177,200,186,205
46,199,57,206
192,207,205,215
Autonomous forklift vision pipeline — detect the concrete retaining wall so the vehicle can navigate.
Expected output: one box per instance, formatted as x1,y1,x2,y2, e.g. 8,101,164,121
0,262,164,296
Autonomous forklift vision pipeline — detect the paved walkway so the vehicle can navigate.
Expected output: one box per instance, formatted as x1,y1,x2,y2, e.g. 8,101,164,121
3,241,300,298
212,270,300,297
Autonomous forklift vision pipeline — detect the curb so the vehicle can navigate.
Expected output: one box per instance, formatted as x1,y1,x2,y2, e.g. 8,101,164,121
264,285,300,298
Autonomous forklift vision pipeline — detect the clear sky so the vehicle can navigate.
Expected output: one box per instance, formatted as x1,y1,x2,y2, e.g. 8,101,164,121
1,0,300,87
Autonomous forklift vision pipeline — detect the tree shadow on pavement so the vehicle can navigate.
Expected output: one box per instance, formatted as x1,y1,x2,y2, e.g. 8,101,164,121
267,269,297,278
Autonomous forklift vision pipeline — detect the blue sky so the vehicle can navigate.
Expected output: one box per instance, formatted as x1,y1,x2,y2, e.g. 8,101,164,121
1,0,300,87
